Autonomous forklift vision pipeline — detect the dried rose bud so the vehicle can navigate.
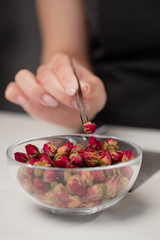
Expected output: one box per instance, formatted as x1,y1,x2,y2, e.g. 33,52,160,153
18,173,32,192
64,171,72,183
110,150,124,162
81,151,99,167
119,176,129,191
70,144,85,155
82,121,96,134
88,136,103,151
86,146,95,152
43,169,55,182
104,169,117,177
122,150,134,162
28,158,40,165
117,166,133,179
32,178,48,194
14,152,29,163
39,153,52,167
99,150,112,166
105,175,120,198
67,196,81,208
50,181,58,189
57,142,73,155
25,144,40,158
53,183,70,203
67,175,86,196
83,184,104,201
54,155,70,168
92,170,106,182
80,171,94,187
43,141,57,157
34,168,43,177
69,152,83,166
103,138,119,151
54,152,61,161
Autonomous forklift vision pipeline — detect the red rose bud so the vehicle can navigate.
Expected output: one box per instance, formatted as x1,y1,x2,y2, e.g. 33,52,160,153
43,141,57,157
80,171,94,187
105,175,120,198
14,152,29,163
54,155,70,168
32,178,48,194
92,170,106,182
81,151,99,167
43,169,55,182
28,158,40,165
122,150,134,162
69,152,83,166
57,142,73,155
25,144,40,158
67,175,86,196
86,146,95,152
53,183,70,202
117,166,133,179
111,150,124,162
88,136,103,151
84,184,104,201
99,150,112,165
103,138,119,151
82,121,96,134
70,144,85,154
39,153,52,167
67,196,81,208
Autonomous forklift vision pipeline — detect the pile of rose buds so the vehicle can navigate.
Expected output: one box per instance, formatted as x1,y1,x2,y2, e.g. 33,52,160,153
15,137,135,209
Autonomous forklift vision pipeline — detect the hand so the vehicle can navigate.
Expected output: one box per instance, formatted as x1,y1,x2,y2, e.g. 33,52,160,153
5,53,107,128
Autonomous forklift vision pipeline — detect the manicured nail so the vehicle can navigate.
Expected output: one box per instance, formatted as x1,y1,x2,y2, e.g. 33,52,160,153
41,94,58,107
65,83,76,96
16,96,29,107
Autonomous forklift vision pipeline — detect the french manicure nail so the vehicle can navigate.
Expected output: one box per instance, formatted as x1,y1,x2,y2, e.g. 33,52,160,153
41,94,58,107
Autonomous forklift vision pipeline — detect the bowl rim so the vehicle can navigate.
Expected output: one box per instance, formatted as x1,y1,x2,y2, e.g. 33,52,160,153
6,133,143,171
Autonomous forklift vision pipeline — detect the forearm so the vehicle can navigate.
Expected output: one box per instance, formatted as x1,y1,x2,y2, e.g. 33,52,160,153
35,0,91,69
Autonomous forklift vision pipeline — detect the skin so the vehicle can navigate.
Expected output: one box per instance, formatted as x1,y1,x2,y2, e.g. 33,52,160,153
5,0,107,128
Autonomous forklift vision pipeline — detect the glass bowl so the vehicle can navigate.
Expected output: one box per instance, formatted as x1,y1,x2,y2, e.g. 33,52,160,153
6,134,142,215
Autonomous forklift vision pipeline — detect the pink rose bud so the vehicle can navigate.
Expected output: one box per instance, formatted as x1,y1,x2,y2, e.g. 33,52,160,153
67,196,81,208
57,142,73,155
39,153,52,167
122,150,134,162
117,166,133,179
54,155,70,168
25,144,40,158
69,152,83,166
43,169,55,182
70,144,85,154
28,158,40,165
105,175,120,198
110,150,124,162
43,141,57,157
99,150,112,165
119,176,130,191
32,178,48,194
82,121,96,134
18,174,32,192
103,138,119,151
14,152,29,163
81,151,99,167
88,136,103,151
67,175,86,196
84,184,104,201
80,171,94,187
92,170,106,182
53,183,70,203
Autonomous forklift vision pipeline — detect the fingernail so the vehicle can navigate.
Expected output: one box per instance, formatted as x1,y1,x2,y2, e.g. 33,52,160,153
65,83,76,96
81,82,90,94
41,94,58,107
16,96,29,107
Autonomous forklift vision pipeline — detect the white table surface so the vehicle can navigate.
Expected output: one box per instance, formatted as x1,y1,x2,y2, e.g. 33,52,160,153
0,111,160,240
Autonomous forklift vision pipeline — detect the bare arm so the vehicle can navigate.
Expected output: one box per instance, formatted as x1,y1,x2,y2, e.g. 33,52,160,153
36,0,91,68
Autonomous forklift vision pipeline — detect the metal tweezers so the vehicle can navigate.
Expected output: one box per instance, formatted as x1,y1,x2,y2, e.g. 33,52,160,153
69,56,89,125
